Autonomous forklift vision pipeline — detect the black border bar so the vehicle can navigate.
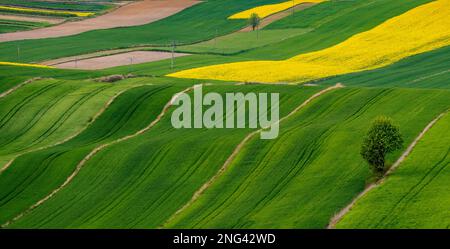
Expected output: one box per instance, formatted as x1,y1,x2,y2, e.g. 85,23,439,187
1,229,448,248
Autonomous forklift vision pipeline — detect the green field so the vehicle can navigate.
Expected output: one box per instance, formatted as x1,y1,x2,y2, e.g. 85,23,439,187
0,0,111,12
153,28,312,55
2,0,427,63
320,45,450,89
0,0,449,230
165,88,450,228
0,0,285,62
0,78,192,225
336,113,450,228
1,83,322,228
152,0,432,60
0,19,49,33
0,77,166,167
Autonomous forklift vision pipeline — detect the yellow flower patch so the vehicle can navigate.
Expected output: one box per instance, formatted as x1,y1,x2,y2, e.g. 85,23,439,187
229,0,325,19
0,6,95,17
0,62,54,69
170,0,450,83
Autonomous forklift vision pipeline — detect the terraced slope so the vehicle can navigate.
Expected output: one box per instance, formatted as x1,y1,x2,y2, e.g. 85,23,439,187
0,78,162,168
336,113,450,229
0,79,190,226
3,84,323,228
163,88,450,228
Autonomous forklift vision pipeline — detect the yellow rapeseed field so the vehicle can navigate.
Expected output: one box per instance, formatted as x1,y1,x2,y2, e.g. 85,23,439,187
170,0,450,83
0,62,54,69
228,0,325,19
0,6,95,17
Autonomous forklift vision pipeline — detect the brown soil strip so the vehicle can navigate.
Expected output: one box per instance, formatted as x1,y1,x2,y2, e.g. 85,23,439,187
41,47,144,65
161,83,344,227
48,51,190,70
0,84,151,175
39,1,315,66
327,111,449,229
1,84,197,228
239,3,316,32
0,0,200,42
0,14,64,24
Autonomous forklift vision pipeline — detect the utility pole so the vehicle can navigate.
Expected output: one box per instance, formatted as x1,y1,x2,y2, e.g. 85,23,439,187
292,0,295,20
171,40,176,69
214,28,218,48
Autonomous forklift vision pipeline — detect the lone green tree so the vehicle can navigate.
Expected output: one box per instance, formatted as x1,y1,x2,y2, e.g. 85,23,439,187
249,13,260,31
360,116,403,174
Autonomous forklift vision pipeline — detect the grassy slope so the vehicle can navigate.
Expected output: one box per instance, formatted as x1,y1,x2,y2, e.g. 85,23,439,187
0,0,435,86
0,19,49,34
0,78,158,166
156,28,312,55
1,42,448,94
241,0,432,60
138,0,431,60
165,88,450,228
0,66,107,93
320,45,450,89
336,113,450,229
93,0,435,76
0,78,191,225
0,0,284,62
6,84,322,228
0,0,447,228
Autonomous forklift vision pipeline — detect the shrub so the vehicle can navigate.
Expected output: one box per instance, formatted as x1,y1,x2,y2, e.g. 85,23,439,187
360,116,403,174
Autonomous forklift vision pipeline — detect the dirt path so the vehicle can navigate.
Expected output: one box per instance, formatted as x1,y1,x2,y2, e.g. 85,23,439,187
327,111,449,229
0,77,41,99
0,84,152,176
47,51,190,70
39,2,317,66
161,83,344,227
1,84,197,228
239,3,316,32
0,0,200,42
0,14,64,24
41,47,147,66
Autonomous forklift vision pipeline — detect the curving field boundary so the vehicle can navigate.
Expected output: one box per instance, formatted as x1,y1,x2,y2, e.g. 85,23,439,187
1,84,198,228
0,84,153,175
162,83,344,227
327,110,449,229
0,77,41,99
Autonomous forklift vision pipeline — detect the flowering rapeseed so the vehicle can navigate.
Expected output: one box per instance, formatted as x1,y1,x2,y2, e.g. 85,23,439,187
229,0,325,19
0,62,54,69
0,6,95,17
170,0,450,83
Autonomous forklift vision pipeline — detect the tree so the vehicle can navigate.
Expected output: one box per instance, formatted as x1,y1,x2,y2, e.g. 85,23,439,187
249,13,260,31
360,116,403,174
